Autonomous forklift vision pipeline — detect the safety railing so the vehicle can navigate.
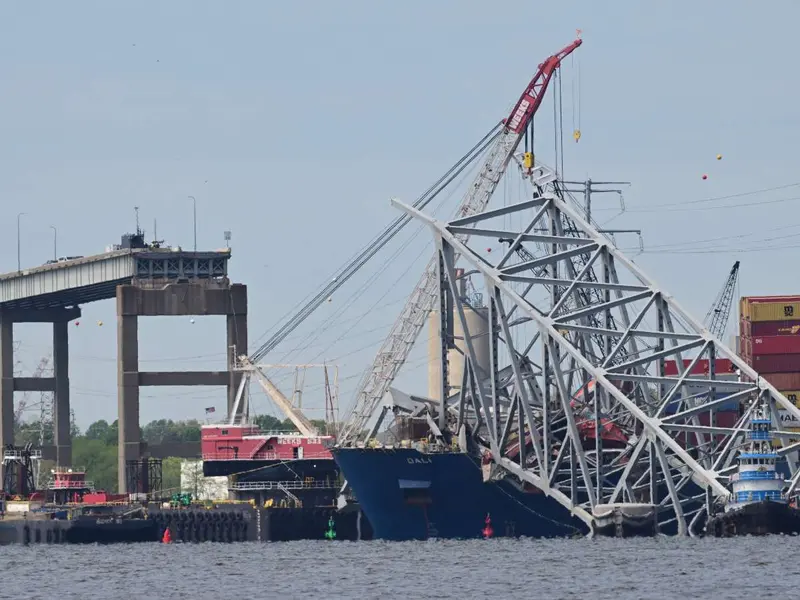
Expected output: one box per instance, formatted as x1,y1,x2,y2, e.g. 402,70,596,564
46,479,95,489
230,480,337,491
203,450,332,461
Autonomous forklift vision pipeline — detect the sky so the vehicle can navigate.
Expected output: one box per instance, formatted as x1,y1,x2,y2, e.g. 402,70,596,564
1,0,799,430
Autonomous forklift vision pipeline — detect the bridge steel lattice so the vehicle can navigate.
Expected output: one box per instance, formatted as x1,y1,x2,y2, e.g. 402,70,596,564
393,167,800,535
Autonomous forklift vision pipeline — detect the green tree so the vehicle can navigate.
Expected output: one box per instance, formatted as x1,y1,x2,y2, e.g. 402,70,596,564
161,457,182,494
253,414,284,431
72,437,117,492
84,419,111,442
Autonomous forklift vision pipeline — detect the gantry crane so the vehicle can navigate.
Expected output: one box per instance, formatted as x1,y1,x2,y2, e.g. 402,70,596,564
703,261,740,340
338,38,583,443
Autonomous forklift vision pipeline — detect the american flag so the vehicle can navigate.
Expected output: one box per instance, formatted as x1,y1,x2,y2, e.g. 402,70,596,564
205,406,215,414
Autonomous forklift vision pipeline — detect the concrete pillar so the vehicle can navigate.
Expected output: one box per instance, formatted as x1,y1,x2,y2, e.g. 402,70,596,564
227,317,248,417
53,321,71,466
117,309,140,493
0,317,13,450
226,284,248,418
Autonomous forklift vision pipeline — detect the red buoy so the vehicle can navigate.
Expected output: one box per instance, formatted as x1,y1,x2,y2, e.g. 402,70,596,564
482,513,494,539
162,527,172,543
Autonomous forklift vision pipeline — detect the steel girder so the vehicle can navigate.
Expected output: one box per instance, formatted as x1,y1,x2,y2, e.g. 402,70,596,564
392,182,800,535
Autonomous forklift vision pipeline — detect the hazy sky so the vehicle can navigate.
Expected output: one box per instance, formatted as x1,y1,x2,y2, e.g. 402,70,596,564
1,0,798,429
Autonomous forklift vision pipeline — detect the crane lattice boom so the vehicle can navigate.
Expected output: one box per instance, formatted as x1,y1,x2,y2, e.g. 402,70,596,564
338,38,583,444
704,261,740,340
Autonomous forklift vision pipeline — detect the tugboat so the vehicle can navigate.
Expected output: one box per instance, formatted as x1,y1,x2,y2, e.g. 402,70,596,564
706,401,800,536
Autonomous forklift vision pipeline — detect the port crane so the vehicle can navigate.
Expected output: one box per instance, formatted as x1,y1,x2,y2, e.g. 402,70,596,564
338,37,584,444
703,261,740,340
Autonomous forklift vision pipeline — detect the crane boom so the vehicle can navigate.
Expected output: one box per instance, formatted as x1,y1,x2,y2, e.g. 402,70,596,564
247,362,319,436
338,38,583,444
246,125,501,365
704,261,740,340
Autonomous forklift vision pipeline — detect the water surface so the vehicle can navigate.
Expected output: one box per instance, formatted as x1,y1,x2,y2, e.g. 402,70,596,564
8,536,800,599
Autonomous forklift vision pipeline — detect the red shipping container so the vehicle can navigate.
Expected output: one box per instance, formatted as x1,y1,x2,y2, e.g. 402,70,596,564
749,335,800,355
751,353,800,373
741,320,800,337
674,410,739,447
761,372,800,389
663,359,736,376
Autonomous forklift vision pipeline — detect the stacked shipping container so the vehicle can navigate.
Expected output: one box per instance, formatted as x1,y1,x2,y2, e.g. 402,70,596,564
739,296,800,443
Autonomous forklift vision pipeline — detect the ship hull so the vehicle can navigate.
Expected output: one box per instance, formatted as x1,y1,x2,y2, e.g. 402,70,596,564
706,500,800,536
333,447,585,540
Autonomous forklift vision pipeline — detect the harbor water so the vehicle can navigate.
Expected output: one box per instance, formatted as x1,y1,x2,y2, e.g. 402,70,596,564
7,536,800,599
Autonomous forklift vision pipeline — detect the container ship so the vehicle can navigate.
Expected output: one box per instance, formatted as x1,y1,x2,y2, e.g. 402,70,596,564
333,376,742,541
333,296,744,541
336,295,800,541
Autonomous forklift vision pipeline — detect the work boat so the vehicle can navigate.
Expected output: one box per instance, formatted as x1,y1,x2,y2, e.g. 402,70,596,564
706,402,800,536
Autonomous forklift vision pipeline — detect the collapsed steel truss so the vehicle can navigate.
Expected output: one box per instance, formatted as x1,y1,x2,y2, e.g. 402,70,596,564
393,167,800,535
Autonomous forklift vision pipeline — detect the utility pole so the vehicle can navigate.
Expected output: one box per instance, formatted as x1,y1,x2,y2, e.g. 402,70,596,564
17,212,26,272
50,226,57,261
562,179,642,249
188,196,197,251
563,178,630,223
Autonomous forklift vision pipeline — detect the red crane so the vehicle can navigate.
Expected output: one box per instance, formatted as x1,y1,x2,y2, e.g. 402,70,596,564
341,37,584,443
505,38,583,134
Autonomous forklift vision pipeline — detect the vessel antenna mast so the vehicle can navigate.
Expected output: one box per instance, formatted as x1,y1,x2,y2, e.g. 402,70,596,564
338,37,583,444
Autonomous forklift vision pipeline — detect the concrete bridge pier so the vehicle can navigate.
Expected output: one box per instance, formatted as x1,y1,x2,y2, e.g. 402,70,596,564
0,307,80,467
116,281,247,493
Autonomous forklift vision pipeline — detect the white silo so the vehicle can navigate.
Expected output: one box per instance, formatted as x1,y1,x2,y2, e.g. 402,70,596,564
427,273,491,401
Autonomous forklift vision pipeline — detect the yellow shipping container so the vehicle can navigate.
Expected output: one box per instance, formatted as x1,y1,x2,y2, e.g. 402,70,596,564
740,297,751,320
774,427,800,448
748,301,800,322
781,391,800,408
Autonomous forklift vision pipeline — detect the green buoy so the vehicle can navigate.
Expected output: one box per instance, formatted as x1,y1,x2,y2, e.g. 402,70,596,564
324,516,336,540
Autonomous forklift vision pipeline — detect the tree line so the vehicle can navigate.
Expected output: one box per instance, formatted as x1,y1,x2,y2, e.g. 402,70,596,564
15,413,324,494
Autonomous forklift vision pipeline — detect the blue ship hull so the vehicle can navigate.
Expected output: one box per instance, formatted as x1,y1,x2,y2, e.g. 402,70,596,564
332,447,586,540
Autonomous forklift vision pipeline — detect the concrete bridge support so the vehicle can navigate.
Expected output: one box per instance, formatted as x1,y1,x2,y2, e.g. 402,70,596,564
0,307,80,467
116,281,247,493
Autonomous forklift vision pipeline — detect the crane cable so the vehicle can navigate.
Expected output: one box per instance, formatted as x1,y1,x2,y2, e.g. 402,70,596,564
276,152,486,368
249,121,504,364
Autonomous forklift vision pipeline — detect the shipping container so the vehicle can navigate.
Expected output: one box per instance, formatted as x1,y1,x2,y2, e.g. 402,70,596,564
740,318,800,338
747,335,800,356
745,301,800,323
762,372,800,390
741,295,800,301
773,426,800,448
780,390,800,407
674,410,740,447
663,359,736,377
750,353,800,373
779,409,800,428
661,394,740,415
740,297,749,320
